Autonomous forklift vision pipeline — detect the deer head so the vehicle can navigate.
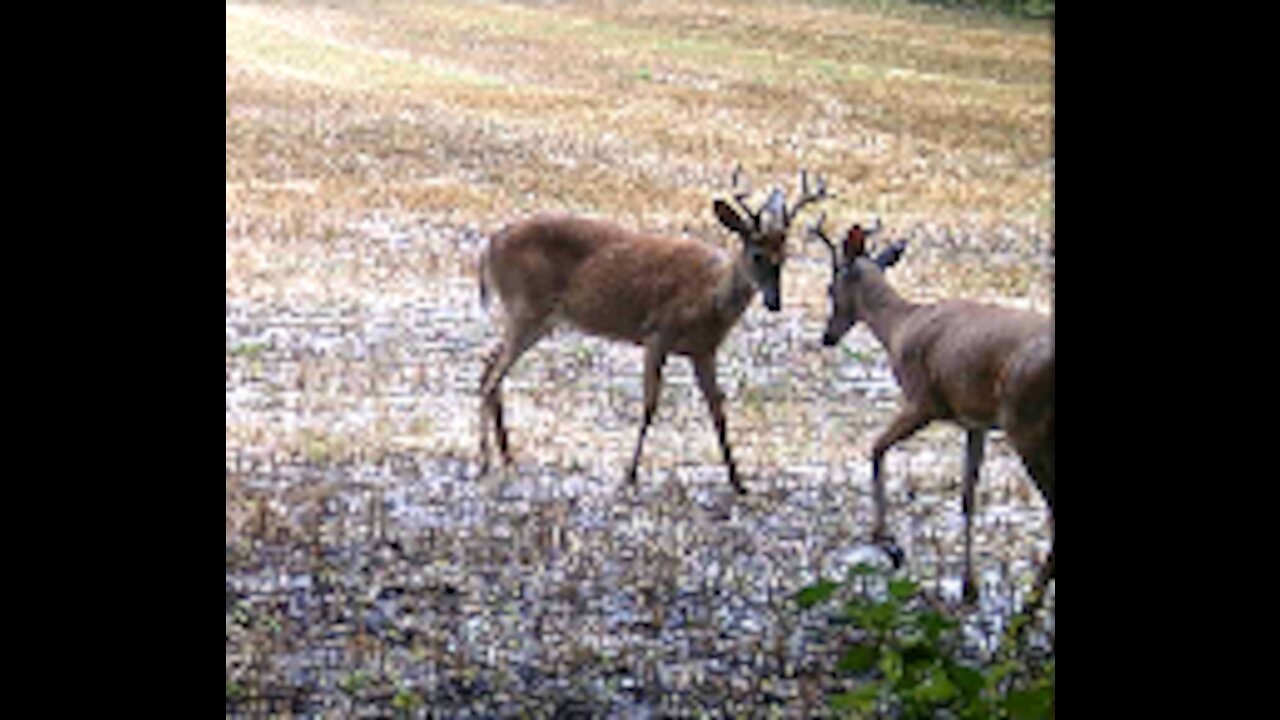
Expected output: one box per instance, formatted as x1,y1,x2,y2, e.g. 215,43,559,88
713,166,829,312
807,213,907,345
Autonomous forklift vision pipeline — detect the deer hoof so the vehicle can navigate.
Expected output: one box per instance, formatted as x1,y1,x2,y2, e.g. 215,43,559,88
728,467,747,495
876,537,905,569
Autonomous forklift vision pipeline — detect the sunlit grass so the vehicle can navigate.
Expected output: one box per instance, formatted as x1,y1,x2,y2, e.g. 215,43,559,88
227,0,1052,242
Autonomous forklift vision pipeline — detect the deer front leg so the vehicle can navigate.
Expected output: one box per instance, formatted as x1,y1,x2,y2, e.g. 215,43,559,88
627,334,669,485
869,404,933,567
692,353,744,494
962,429,987,604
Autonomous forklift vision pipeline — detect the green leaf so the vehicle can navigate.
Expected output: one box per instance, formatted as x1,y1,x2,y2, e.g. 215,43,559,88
901,639,938,670
795,579,841,609
849,563,880,578
829,684,880,713
947,663,985,700
987,660,1021,689
917,610,958,641
879,648,905,684
862,599,899,632
888,578,919,602
912,668,959,705
1006,687,1054,720
837,643,880,674
339,671,369,695
392,688,421,711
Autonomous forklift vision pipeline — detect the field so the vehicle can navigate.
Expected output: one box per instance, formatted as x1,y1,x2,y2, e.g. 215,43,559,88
226,0,1054,715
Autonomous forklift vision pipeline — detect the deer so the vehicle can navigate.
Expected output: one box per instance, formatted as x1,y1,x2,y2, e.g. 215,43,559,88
808,214,1054,607
477,167,829,493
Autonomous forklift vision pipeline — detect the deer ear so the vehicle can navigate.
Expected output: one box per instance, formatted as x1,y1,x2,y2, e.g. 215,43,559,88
714,199,752,236
843,225,866,258
873,240,907,270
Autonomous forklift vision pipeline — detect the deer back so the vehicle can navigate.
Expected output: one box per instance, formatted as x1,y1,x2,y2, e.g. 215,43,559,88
891,301,1051,429
485,214,740,353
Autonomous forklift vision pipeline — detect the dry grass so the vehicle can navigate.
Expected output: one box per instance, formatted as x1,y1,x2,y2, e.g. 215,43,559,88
226,1,1053,713
227,0,1053,285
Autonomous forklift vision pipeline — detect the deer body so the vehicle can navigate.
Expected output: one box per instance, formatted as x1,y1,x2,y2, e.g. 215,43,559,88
484,214,757,355
478,169,828,493
864,296,1051,435
813,218,1053,604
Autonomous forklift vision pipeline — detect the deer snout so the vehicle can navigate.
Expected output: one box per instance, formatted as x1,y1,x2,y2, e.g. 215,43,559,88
822,332,838,347
764,292,781,312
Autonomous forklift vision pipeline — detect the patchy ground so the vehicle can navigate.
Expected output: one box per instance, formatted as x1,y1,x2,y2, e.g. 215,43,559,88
226,1,1053,715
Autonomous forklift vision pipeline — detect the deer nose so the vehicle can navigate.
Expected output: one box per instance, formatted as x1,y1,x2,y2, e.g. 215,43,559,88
822,332,837,347
762,287,781,312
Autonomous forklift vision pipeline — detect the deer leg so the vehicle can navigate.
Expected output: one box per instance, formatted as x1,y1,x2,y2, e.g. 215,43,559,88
1035,523,1054,596
962,429,987,604
478,344,503,475
479,314,551,474
869,404,933,567
1010,514,1054,651
1007,441,1054,645
627,335,669,485
692,354,743,494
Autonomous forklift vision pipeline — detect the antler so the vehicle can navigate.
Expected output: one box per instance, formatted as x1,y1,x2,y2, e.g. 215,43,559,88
785,169,830,226
731,165,831,230
806,211,840,270
729,164,762,228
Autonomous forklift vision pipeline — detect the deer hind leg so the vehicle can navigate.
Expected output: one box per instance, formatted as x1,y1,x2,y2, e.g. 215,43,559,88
1012,512,1054,651
478,310,553,475
1025,447,1055,614
692,353,743,494
962,429,987,604
1004,429,1053,646
627,334,670,485
478,345,511,476
869,404,934,567
1009,419,1054,605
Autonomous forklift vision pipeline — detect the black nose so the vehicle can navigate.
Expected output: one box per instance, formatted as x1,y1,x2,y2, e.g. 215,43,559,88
822,333,837,347
764,295,781,312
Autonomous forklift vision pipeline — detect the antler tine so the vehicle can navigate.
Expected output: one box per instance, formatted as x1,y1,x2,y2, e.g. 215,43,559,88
729,163,761,225
806,210,831,244
806,211,839,269
864,216,884,237
786,169,830,226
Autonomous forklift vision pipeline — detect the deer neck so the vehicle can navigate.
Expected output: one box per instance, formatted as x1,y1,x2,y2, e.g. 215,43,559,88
857,266,917,350
714,254,759,321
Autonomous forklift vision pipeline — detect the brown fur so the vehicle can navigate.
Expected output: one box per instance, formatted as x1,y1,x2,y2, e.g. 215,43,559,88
825,253,1054,605
478,211,790,492
485,214,762,356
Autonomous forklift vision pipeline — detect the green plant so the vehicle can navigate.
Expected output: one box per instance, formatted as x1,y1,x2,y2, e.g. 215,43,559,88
795,565,1053,719
392,685,423,716
339,670,370,696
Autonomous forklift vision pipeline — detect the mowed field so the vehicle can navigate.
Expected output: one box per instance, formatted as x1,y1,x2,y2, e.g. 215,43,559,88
226,0,1053,715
